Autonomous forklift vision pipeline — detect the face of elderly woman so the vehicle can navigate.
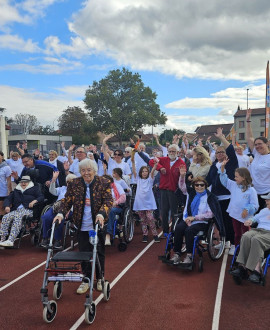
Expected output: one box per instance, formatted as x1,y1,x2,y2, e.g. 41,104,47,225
194,181,206,193
49,151,57,161
80,166,95,183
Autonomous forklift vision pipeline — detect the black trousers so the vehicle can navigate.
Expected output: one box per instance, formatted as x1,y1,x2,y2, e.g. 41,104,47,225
258,194,269,213
173,221,208,254
160,189,179,234
218,199,234,244
77,229,105,280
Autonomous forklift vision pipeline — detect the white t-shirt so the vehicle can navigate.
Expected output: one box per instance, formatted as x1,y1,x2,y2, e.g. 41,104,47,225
133,176,156,211
57,155,68,163
0,165,12,197
107,158,131,176
111,182,125,200
6,158,24,182
161,146,168,157
114,178,129,192
81,184,93,231
236,154,250,168
254,207,270,230
249,149,270,194
69,159,81,177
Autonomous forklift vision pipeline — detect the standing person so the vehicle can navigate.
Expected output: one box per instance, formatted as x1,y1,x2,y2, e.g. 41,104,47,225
206,127,239,255
149,144,186,237
69,146,88,177
246,108,270,211
46,150,66,186
6,151,24,191
53,159,113,294
219,161,258,253
189,145,212,179
0,151,12,217
131,155,160,243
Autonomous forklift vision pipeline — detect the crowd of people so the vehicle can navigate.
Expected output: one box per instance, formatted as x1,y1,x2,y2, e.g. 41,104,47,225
0,108,270,289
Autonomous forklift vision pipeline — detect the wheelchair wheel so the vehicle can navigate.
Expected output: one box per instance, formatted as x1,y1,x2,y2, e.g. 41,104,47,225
31,233,40,246
118,242,127,252
53,281,63,300
207,222,225,261
103,281,110,301
198,258,203,273
123,208,134,243
43,300,57,323
85,303,96,324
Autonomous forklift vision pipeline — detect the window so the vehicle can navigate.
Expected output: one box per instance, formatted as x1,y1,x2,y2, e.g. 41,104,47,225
239,133,245,140
239,121,245,128
260,119,265,127
260,132,265,137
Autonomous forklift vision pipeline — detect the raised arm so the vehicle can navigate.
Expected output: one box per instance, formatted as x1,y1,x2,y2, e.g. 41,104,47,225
214,127,230,149
150,159,159,179
102,134,114,163
245,108,254,151
153,134,163,149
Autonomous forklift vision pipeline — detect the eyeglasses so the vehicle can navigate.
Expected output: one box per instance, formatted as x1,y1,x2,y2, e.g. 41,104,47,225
124,151,130,153
216,151,225,154
76,151,85,153
114,153,122,156
194,183,205,187
168,150,177,153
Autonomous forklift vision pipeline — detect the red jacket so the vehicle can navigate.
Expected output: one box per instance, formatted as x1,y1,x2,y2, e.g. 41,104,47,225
149,157,186,191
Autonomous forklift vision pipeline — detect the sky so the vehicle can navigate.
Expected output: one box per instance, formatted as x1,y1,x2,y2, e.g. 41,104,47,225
1,0,270,135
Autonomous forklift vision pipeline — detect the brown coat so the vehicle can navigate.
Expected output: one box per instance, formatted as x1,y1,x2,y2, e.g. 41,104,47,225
60,176,113,229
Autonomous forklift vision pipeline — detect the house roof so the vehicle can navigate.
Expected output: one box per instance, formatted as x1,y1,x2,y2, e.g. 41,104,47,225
107,131,153,143
234,108,265,117
194,123,233,136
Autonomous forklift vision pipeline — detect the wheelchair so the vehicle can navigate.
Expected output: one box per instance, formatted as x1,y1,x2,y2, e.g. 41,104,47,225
229,245,270,286
159,215,225,272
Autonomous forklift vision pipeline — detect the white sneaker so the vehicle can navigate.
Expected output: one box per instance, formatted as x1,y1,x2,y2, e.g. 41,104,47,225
77,282,89,294
215,241,230,250
0,240,14,247
181,244,186,253
105,234,111,246
97,279,102,291
228,245,236,256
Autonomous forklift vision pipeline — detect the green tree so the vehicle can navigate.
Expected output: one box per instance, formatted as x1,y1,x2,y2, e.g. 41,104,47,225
159,129,185,145
13,113,40,134
32,125,56,135
58,106,98,145
84,67,167,145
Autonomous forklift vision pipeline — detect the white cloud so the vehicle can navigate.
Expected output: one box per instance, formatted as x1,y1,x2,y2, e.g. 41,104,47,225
55,85,88,97
0,0,29,30
68,0,270,81
0,34,40,52
19,0,63,17
0,85,85,126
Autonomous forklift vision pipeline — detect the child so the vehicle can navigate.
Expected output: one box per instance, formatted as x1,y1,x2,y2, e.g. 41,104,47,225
219,160,259,255
131,156,160,243
112,168,130,194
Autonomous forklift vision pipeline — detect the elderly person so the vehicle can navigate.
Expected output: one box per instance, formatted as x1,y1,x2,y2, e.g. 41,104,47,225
6,151,24,191
46,150,66,186
206,128,239,255
69,146,88,177
246,108,270,211
149,144,186,237
0,151,12,216
170,170,224,265
53,159,113,294
189,145,212,179
0,175,44,247
231,193,270,284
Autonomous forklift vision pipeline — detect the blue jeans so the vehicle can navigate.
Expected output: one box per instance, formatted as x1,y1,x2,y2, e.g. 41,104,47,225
41,207,65,240
107,207,123,235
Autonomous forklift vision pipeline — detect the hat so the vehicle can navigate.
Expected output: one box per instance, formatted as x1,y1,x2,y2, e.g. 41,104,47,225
261,193,270,200
21,175,31,182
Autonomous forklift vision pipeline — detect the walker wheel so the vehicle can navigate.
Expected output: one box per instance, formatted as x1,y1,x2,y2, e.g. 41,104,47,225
85,302,96,324
118,242,127,252
198,259,203,273
53,281,63,300
43,300,57,323
103,281,110,301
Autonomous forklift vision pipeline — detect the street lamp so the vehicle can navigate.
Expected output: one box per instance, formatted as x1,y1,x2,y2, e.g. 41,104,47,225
247,88,249,109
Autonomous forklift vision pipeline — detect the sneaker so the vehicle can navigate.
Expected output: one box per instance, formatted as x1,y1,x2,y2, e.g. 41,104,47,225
105,234,111,246
231,265,248,279
0,240,14,247
181,255,192,265
181,244,186,253
0,236,5,243
142,235,148,243
154,235,160,243
228,245,236,256
170,253,181,264
77,282,89,294
40,238,48,248
215,241,230,250
97,279,102,291
54,240,62,249
248,271,261,284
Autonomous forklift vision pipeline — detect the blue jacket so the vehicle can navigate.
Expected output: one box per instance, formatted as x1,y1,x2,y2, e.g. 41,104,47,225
205,144,238,197
4,185,44,211
20,160,58,185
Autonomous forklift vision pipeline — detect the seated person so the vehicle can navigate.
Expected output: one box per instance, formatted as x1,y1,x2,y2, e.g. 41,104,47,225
170,166,224,265
231,193,270,283
0,175,44,247
40,172,76,249
103,175,126,246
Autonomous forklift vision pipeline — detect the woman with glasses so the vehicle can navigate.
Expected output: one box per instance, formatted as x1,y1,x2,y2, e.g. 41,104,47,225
170,168,224,265
189,145,212,179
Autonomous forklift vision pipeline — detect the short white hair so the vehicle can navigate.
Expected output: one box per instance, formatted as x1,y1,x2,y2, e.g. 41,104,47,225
79,159,98,174
168,144,179,152
66,173,77,182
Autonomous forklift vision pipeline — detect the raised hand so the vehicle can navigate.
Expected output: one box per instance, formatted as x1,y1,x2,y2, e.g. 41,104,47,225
214,127,223,139
246,108,252,121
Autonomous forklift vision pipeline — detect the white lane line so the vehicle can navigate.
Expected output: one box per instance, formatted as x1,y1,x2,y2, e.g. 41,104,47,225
211,249,229,330
70,238,157,330
0,244,76,292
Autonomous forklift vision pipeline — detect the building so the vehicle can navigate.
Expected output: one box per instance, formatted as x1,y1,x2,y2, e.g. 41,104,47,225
0,115,10,156
194,123,234,142
234,108,268,142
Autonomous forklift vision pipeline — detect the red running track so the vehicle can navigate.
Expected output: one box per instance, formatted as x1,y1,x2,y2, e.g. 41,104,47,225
1,226,270,330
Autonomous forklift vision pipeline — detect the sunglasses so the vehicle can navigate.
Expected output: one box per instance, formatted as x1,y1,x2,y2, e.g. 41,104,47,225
114,153,122,156
194,183,205,187
216,151,225,154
